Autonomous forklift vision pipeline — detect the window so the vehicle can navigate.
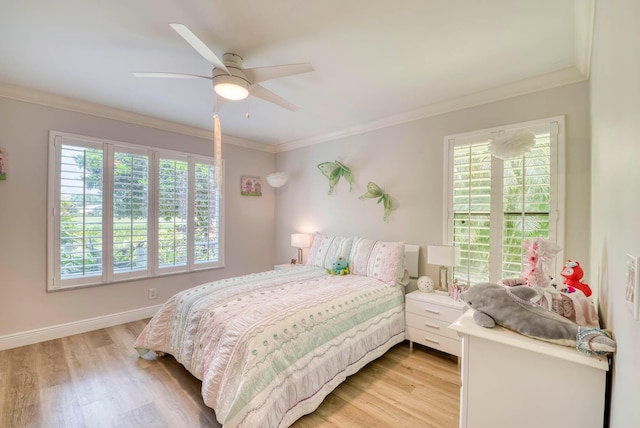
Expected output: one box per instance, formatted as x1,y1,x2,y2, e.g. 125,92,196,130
157,156,189,271
113,149,149,276
444,117,564,285
48,131,224,290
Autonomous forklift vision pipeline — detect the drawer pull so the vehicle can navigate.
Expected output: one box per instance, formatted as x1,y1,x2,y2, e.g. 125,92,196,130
424,308,440,315
423,337,440,344
424,322,440,329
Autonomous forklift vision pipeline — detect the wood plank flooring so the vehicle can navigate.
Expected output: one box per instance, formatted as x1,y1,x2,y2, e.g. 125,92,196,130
0,320,460,427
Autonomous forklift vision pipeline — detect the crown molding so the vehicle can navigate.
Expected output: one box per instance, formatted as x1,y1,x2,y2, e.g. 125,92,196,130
574,0,595,79
0,82,275,153
275,66,587,153
1,63,588,157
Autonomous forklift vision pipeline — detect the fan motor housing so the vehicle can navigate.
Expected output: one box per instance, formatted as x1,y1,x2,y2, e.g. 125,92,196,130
211,53,251,99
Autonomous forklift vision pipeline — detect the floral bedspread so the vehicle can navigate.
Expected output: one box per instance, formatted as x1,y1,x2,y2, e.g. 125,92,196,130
134,266,405,427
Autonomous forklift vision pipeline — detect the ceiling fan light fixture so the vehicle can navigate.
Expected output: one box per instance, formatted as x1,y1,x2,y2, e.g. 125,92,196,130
214,75,250,100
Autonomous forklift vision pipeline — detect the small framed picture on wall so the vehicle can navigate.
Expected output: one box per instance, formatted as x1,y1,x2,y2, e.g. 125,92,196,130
0,147,7,180
241,176,262,196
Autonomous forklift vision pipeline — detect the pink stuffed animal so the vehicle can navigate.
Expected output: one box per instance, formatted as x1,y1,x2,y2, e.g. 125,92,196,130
561,260,592,297
522,238,561,288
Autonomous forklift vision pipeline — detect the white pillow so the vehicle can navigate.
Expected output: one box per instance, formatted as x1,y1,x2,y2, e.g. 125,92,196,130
306,233,354,270
349,237,405,285
396,252,410,287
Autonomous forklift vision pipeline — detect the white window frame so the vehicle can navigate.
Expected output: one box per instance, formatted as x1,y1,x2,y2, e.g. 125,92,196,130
47,131,225,291
443,116,565,285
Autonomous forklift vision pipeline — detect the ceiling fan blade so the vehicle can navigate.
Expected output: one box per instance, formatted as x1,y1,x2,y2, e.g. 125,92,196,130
133,72,212,79
244,63,314,84
250,84,298,112
169,23,230,75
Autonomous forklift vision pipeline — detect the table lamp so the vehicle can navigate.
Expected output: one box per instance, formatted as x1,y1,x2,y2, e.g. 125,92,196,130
427,245,460,292
291,233,313,264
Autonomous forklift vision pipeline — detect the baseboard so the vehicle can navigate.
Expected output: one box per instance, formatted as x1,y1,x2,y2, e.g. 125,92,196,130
0,304,162,351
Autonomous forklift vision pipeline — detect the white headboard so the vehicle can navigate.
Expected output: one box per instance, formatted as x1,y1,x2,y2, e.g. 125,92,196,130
404,244,419,278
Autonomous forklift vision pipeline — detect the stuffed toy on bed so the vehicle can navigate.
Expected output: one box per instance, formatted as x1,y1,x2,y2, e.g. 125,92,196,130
460,283,616,356
326,256,350,275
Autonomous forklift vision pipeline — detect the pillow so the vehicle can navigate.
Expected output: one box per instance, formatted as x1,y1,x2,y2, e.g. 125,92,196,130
306,233,354,270
349,237,405,285
396,253,410,287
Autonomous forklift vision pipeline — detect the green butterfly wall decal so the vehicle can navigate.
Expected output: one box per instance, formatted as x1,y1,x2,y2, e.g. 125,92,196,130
317,160,354,195
359,182,392,221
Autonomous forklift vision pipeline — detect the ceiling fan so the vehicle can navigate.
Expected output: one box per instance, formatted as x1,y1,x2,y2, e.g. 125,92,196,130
134,24,314,111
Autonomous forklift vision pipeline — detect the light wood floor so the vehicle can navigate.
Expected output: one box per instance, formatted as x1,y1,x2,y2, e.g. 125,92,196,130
0,320,460,428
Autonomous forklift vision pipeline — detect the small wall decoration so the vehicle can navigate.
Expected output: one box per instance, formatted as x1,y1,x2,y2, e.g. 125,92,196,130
0,147,6,180
266,171,288,188
317,160,353,194
241,176,262,196
359,181,392,221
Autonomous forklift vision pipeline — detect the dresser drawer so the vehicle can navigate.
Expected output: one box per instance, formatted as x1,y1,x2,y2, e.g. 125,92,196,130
405,312,461,341
406,326,462,356
405,297,463,322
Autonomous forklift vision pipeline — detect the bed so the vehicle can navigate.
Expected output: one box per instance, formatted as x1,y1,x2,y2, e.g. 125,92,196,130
134,235,417,427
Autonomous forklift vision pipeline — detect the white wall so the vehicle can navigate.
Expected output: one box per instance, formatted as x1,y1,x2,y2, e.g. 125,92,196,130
0,97,276,338
590,1,640,425
275,82,591,286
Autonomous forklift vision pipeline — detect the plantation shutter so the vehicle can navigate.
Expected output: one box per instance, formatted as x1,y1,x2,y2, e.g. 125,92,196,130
112,149,149,277
157,157,189,271
56,141,104,285
194,162,221,265
49,132,225,290
501,133,551,279
447,118,562,286
452,141,492,285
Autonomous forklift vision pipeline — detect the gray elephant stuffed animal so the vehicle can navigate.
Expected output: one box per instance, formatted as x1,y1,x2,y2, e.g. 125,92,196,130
460,283,616,356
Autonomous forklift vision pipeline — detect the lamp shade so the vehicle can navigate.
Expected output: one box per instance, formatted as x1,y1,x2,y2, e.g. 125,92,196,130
427,245,460,267
291,233,313,248
266,172,288,188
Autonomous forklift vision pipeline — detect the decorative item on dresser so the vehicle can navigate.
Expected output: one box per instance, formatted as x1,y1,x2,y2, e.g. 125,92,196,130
405,290,467,359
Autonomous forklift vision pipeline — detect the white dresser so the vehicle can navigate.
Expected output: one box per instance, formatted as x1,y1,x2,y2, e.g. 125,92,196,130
405,290,466,357
450,310,610,428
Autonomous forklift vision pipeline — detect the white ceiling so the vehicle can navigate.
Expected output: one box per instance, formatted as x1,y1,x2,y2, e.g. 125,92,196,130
0,0,592,151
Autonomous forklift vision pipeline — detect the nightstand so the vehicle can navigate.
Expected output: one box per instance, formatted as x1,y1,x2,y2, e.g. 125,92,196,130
274,263,299,270
405,290,466,357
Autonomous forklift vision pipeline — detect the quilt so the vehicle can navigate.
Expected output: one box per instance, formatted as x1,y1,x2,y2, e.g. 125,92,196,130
134,266,405,427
